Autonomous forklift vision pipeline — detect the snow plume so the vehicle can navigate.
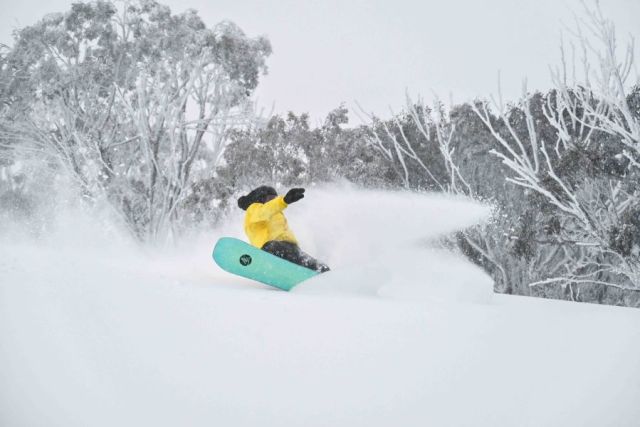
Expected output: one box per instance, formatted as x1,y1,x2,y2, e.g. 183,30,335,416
285,186,493,301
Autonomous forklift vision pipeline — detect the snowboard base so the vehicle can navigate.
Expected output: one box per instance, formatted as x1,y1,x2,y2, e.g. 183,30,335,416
212,237,319,291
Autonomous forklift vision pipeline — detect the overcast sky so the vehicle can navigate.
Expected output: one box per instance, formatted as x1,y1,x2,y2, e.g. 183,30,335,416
1,0,639,124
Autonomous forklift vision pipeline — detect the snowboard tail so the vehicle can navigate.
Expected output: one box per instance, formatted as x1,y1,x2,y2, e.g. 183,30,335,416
212,237,319,291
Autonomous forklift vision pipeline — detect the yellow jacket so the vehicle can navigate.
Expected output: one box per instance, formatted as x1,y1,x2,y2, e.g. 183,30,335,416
244,196,298,248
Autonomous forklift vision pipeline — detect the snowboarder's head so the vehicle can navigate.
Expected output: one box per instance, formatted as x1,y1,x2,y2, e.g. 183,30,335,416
237,185,278,210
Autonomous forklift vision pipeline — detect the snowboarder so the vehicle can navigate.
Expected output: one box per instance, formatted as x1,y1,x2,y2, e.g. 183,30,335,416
237,186,330,272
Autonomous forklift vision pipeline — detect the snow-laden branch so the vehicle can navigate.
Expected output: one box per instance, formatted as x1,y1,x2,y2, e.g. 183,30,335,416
471,1,640,292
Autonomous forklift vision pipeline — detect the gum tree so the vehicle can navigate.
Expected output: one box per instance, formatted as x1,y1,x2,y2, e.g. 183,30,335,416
1,0,271,241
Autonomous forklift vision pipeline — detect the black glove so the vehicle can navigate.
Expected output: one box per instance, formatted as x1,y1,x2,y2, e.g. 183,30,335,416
284,188,305,204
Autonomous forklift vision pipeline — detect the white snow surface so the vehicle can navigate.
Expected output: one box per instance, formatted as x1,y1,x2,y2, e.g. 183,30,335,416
1,188,639,427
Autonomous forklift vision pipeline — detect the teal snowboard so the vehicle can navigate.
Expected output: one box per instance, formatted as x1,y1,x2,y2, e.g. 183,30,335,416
212,237,320,291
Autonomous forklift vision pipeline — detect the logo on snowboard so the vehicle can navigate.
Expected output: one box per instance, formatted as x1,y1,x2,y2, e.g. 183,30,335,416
239,254,252,266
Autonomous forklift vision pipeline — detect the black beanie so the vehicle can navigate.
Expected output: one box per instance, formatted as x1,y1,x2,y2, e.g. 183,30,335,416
237,186,277,210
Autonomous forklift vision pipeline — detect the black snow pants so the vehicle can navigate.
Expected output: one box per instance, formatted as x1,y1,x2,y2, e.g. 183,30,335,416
262,240,330,273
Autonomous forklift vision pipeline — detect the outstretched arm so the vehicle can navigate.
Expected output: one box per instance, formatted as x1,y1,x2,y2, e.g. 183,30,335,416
247,188,305,222
248,196,288,222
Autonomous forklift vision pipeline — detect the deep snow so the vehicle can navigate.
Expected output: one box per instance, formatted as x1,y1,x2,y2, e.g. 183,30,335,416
1,188,639,427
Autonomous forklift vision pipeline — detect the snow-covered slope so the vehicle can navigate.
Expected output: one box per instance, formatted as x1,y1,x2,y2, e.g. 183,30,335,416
1,188,639,427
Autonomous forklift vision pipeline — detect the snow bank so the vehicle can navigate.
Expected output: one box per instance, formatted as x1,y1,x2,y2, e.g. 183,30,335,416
1,186,639,427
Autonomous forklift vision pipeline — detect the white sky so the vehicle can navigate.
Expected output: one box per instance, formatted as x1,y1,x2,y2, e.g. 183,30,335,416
1,0,639,124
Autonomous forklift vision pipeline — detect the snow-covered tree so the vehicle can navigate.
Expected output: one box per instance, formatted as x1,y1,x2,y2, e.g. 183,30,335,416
472,4,640,296
357,2,640,305
0,0,271,241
